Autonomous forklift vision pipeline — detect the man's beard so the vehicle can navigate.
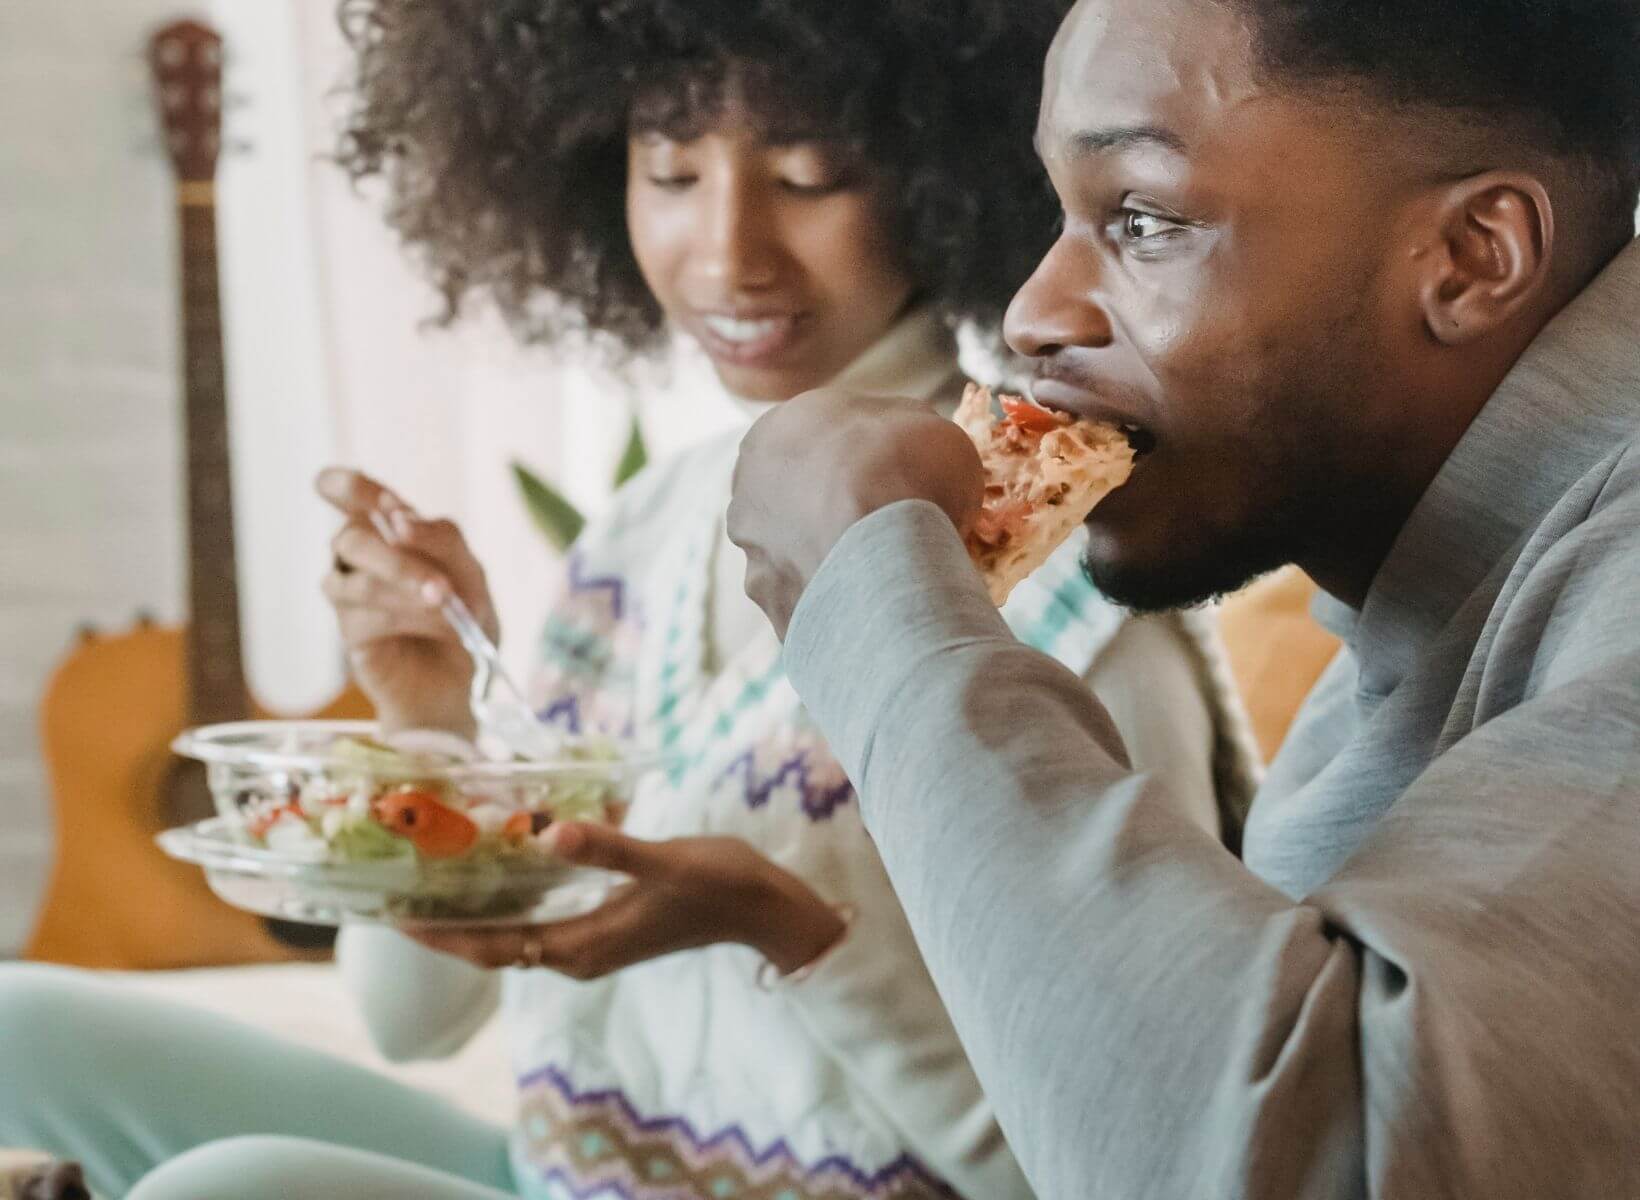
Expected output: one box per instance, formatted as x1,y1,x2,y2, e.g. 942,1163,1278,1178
1079,475,1331,613
1080,320,1382,614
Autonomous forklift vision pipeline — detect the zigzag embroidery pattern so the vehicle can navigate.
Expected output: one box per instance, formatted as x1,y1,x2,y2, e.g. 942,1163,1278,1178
518,1064,961,1200
541,622,620,679
535,693,637,742
534,555,641,740
538,694,586,735
714,747,854,822
567,554,630,623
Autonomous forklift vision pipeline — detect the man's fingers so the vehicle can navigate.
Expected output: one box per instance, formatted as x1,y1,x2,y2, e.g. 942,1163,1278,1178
740,558,801,640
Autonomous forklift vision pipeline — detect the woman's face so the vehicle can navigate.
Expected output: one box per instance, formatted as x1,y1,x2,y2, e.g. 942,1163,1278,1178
626,100,917,402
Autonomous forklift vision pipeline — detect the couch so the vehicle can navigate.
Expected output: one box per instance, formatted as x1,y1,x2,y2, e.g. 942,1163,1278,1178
36,565,1341,1128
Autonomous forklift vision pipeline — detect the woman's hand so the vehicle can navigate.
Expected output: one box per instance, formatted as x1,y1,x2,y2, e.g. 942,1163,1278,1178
317,467,499,737
403,823,848,979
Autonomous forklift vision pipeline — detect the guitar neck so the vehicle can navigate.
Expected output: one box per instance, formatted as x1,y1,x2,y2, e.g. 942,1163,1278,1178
176,185,248,725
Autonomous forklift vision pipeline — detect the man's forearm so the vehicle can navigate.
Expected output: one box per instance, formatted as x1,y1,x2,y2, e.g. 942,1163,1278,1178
783,502,1363,1197
785,501,1640,1199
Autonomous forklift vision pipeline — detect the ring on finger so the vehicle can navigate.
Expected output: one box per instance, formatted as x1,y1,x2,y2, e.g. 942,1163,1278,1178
514,936,546,969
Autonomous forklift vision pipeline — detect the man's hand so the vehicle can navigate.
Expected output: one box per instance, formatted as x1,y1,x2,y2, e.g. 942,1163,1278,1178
728,389,985,638
402,823,846,978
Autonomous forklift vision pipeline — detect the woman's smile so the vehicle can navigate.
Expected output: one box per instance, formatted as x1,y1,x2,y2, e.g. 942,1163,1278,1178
692,309,812,368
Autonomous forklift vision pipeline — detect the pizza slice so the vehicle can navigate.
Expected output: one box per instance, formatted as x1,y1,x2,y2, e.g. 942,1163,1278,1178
955,383,1135,605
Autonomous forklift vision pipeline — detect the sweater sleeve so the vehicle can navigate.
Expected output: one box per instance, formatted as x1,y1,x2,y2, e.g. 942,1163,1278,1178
336,925,500,1063
762,539,1225,1199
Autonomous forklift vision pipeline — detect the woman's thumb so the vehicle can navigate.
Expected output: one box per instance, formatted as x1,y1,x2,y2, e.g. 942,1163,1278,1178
546,822,664,877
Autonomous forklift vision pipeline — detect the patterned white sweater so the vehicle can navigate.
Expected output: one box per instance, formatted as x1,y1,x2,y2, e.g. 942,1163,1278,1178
340,317,1251,1200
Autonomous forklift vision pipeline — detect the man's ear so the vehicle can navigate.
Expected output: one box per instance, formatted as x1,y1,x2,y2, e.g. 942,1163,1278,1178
1415,171,1554,346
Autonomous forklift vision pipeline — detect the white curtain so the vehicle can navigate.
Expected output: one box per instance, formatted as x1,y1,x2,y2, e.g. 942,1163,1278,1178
211,0,740,710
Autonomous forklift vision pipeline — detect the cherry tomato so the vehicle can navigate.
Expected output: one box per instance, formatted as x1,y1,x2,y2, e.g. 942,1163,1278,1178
372,788,479,858
1000,396,1064,434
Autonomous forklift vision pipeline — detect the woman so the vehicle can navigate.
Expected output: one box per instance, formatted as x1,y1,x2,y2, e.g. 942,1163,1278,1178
0,2,1254,1196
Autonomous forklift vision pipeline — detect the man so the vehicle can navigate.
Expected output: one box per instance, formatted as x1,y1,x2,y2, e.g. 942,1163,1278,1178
727,0,1640,1196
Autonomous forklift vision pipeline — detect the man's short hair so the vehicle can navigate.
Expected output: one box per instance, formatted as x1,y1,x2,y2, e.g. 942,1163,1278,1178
1229,0,1640,237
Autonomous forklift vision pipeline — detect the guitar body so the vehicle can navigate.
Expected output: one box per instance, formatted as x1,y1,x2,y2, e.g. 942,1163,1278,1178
22,21,383,970
25,623,372,969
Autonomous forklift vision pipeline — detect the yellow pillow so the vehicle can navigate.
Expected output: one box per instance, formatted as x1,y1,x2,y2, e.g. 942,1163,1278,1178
1217,567,1342,763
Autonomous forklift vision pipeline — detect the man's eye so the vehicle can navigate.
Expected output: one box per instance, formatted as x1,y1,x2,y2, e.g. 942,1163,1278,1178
646,175,697,192
1121,210,1177,240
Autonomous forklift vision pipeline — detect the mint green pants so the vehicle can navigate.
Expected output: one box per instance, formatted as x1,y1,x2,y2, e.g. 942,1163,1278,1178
0,965,517,1200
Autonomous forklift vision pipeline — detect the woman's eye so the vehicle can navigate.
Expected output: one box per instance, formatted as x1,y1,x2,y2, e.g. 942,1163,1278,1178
778,175,845,197
646,174,697,192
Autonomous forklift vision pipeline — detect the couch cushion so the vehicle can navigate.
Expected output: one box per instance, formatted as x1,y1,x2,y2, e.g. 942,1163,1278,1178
1217,566,1342,763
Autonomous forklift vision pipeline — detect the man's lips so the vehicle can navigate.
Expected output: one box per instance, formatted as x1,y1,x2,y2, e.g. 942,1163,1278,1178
1027,377,1157,457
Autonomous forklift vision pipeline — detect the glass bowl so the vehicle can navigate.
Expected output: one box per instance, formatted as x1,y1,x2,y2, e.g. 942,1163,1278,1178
158,818,617,926
159,719,661,926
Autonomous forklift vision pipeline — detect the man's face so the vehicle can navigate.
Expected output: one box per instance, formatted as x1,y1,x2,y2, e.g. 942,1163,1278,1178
1007,0,1422,610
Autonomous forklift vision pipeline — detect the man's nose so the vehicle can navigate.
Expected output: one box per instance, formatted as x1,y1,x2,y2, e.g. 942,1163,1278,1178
1004,234,1114,358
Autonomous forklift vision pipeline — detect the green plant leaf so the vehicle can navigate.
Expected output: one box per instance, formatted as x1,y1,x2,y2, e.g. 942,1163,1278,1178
613,415,648,488
511,461,585,552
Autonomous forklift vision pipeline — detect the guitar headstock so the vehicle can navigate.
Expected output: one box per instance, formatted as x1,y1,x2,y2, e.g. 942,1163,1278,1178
148,19,224,184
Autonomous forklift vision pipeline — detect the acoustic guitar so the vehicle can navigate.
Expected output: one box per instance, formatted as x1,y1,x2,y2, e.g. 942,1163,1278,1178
24,19,371,970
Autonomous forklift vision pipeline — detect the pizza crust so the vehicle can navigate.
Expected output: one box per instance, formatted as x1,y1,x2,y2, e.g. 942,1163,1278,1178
956,384,1134,605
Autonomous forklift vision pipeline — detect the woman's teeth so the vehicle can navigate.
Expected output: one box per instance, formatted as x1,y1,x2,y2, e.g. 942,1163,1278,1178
703,315,789,344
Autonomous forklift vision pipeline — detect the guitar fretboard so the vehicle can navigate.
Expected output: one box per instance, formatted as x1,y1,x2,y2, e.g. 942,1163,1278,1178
177,194,248,726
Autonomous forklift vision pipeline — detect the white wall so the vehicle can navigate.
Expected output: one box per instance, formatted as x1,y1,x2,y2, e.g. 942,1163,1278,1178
0,0,192,950
0,0,553,953
0,0,734,956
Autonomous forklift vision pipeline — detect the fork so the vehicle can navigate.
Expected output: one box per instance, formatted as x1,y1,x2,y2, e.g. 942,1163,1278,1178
368,508,562,760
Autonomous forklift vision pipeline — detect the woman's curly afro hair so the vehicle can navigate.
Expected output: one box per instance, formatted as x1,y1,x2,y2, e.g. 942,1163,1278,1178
335,0,1072,352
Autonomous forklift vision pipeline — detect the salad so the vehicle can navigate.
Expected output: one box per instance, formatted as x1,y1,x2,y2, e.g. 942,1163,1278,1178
165,720,652,923
233,730,626,869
